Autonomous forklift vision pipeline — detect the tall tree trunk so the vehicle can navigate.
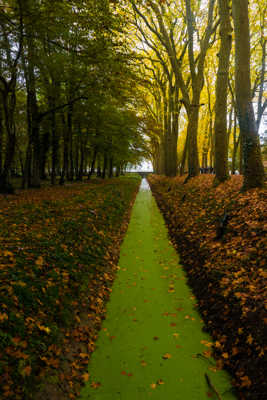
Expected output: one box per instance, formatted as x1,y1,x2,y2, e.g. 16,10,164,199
50,108,57,185
78,137,85,181
40,131,50,179
67,105,74,181
97,155,102,177
108,157,113,178
165,83,178,177
180,131,189,176
214,0,232,184
60,113,68,185
187,103,200,178
0,88,16,193
102,153,108,179
74,133,79,180
88,148,97,179
115,165,120,177
0,104,3,176
24,2,41,188
231,114,239,174
232,0,265,189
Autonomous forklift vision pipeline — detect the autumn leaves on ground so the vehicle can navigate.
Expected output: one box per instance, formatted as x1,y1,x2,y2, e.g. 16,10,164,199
0,176,140,399
148,175,266,400
0,174,266,400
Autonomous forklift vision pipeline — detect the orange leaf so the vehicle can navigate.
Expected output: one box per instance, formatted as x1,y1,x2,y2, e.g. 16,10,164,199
82,373,90,382
162,353,172,359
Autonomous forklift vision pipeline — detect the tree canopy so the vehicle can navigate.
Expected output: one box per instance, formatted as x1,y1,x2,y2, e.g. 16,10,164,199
0,0,266,192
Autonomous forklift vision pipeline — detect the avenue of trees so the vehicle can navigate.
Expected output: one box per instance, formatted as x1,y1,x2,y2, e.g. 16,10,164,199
131,0,266,189
0,0,266,193
0,0,148,193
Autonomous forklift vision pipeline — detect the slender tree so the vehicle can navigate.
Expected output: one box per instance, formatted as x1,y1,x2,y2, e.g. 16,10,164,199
214,0,232,184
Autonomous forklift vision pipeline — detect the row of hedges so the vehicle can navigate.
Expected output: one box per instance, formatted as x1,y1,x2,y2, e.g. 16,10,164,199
0,175,141,399
148,174,266,400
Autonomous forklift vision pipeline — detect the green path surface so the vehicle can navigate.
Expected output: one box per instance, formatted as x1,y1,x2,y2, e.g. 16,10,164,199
80,180,236,400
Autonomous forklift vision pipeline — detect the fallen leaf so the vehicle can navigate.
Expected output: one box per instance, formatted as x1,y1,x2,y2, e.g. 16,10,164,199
82,373,90,382
162,353,172,359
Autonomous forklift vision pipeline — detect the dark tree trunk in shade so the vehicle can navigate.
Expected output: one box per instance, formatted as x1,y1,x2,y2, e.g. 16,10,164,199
88,149,97,179
102,153,108,179
40,131,50,180
0,105,3,175
108,157,113,178
60,113,68,185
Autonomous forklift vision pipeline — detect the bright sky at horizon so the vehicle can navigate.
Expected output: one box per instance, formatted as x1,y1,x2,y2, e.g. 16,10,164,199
128,160,153,172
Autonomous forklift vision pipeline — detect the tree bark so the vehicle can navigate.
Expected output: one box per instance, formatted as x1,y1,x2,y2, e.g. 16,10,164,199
232,0,265,189
214,0,232,184
108,157,113,178
0,104,3,176
102,153,108,179
88,148,97,179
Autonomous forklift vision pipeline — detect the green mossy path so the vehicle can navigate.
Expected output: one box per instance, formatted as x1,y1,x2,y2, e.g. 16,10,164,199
80,180,236,400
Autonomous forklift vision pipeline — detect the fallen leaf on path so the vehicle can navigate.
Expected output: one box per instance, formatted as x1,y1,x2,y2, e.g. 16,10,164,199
150,383,157,389
91,381,101,389
162,353,172,359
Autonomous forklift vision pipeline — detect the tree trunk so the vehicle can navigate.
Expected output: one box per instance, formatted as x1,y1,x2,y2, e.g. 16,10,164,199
165,84,178,177
68,106,74,181
232,0,265,189
24,3,41,188
102,153,108,179
232,126,240,175
115,165,120,177
214,0,232,184
108,157,113,178
78,137,85,181
0,104,3,175
0,89,16,193
88,148,97,179
187,104,200,178
97,155,102,177
50,109,57,185
180,131,189,176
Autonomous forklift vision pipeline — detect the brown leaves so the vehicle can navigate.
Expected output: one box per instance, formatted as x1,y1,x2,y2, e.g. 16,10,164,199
0,178,140,399
148,174,267,397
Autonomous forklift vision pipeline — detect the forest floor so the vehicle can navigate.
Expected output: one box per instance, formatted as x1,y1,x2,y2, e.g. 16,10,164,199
0,175,140,399
148,174,266,400
0,174,266,400
79,179,235,400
